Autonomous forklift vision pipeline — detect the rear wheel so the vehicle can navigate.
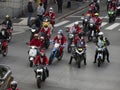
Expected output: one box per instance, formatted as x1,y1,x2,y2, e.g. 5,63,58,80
2,46,8,57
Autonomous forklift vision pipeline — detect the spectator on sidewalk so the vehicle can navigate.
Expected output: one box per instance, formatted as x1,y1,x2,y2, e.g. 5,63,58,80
27,1,34,26
67,0,71,8
37,3,45,18
41,0,48,12
56,0,63,13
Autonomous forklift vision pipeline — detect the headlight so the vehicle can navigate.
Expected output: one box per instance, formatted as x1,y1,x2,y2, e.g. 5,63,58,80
78,48,83,51
69,34,74,39
85,19,88,22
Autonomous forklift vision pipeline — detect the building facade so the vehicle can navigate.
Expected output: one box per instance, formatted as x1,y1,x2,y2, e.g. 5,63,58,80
0,0,28,18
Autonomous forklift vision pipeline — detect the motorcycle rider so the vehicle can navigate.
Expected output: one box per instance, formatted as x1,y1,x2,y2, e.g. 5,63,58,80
39,22,51,39
2,15,13,30
0,26,8,53
108,1,117,11
53,30,66,59
34,49,49,77
69,34,87,65
69,21,83,35
29,34,41,48
7,81,19,90
44,7,56,27
94,32,110,63
92,13,102,32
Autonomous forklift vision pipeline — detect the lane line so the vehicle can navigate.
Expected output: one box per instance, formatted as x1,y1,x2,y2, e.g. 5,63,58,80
106,23,120,30
101,22,107,27
65,21,82,27
54,20,70,27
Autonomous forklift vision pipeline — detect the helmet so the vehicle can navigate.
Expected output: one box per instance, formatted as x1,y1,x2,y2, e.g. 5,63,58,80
94,13,99,16
40,36,44,40
49,7,53,12
11,81,17,89
34,34,39,37
40,50,45,57
98,32,104,36
74,21,79,26
6,15,9,18
43,22,48,27
58,29,63,34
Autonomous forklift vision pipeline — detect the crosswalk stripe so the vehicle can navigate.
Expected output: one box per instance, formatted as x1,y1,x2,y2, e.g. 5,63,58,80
101,22,107,27
106,23,120,30
54,20,70,27
65,21,82,27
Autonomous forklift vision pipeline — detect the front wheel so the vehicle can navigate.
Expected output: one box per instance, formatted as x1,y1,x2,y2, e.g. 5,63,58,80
37,78,42,88
49,54,54,65
30,61,33,67
77,56,81,68
98,58,101,67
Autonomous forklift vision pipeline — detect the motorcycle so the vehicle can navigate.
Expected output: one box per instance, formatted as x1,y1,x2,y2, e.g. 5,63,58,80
30,26,39,41
49,43,63,65
69,44,86,68
116,4,120,16
0,40,8,57
88,22,98,42
82,16,90,35
34,65,49,88
67,32,74,53
40,32,50,49
28,46,38,67
108,10,116,23
96,45,104,67
43,16,53,34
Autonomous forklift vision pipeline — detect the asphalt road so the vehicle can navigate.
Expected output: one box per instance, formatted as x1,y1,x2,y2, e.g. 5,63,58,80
0,1,120,90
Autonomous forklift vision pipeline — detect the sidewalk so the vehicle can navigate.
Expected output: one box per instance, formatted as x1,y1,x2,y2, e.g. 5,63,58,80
0,0,90,26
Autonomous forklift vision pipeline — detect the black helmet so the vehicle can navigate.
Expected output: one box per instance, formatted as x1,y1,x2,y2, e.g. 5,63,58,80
11,81,17,89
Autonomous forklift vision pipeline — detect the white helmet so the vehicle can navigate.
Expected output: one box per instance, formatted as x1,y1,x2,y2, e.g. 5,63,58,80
98,32,104,36
74,21,79,26
49,7,53,12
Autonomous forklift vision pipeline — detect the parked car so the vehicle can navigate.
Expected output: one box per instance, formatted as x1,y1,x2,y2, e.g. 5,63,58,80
0,64,13,90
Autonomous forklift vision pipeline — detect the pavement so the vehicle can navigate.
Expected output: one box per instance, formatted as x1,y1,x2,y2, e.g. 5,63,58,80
0,0,90,26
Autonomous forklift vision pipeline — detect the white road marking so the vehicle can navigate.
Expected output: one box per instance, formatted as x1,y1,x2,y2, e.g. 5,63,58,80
106,23,120,30
65,21,82,27
101,22,107,27
12,31,25,35
68,15,120,19
54,20,70,27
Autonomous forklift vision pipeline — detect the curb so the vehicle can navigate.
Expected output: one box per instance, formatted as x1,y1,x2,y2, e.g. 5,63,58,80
55,3,90,22
12,3,90,26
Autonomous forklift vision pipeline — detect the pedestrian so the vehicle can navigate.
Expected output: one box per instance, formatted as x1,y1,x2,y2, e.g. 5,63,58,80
37,3,45,18
41,0,48,12
67,0,71,8
27,1,34,26
56,0,63,13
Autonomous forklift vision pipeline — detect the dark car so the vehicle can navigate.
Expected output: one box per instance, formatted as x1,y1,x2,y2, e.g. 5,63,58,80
0,64,13,90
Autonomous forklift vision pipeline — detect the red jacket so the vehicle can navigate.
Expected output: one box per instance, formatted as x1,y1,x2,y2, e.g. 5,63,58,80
53,35,66,45
34,54,48,65
29,38,41,47
70,26,82,34
74,35,80,45
40,27,51,36
7,88,19,90
44,12,56,19
109,5,117,11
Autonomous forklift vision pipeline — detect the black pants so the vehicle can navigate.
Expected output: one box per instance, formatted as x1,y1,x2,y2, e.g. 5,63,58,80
57,4,62,13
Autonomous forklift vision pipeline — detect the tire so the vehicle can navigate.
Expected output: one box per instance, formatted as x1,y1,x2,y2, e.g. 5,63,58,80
30,61,33,67
7,34,12,43
88,36,92,41
37,78,42,88
77,56,81,68
68,45,71,53
98,58,101,67
2,46,8,57
49,54,54,65
45,41,50,49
